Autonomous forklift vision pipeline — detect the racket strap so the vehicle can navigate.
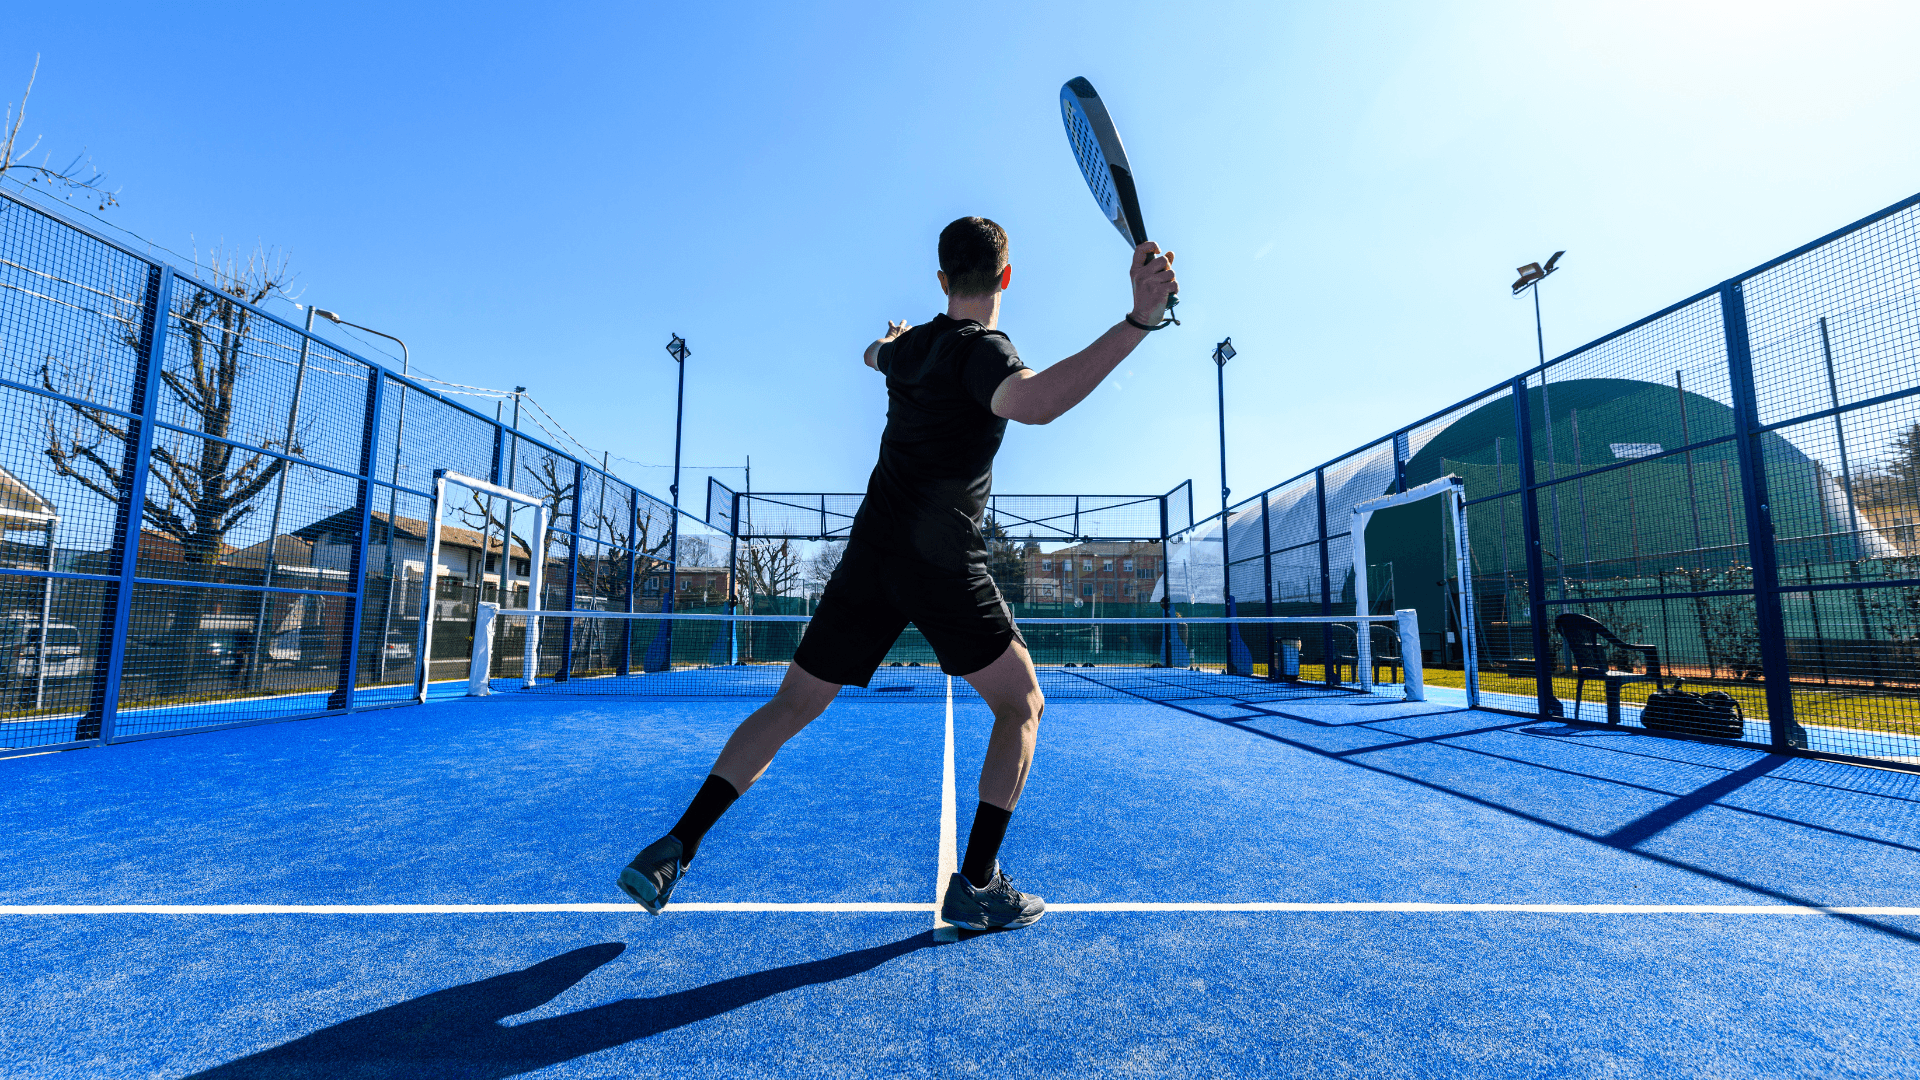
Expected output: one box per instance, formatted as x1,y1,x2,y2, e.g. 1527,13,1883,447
1125,309,1178,331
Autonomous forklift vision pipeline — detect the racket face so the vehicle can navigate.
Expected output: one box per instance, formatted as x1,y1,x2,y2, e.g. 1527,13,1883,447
1061,78,1148,247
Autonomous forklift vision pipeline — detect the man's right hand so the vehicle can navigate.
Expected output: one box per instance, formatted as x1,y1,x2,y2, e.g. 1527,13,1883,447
1128,242,1178,326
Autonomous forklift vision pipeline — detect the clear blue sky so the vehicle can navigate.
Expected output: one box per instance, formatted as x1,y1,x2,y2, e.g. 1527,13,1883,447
8,1,1919,516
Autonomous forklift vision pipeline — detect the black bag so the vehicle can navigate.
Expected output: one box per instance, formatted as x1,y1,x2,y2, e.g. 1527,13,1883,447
1640,686,1745,739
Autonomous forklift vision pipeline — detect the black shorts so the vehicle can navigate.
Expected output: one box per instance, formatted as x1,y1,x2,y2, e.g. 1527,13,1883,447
792,538,1023,686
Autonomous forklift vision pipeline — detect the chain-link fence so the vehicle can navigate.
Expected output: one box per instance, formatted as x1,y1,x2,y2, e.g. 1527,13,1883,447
1204,189,1920,771
0,189,714,756
13,179,1920,772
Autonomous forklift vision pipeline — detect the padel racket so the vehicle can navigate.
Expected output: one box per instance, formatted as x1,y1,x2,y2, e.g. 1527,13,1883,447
1060,76,1178,325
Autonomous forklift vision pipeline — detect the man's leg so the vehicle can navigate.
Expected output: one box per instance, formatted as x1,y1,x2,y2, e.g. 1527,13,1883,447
617,662,840,913
666,661,842,861
710,661,842,794
959,639,1044,887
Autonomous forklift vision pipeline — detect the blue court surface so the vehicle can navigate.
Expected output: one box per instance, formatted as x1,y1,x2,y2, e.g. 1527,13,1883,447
4,678,1920,1078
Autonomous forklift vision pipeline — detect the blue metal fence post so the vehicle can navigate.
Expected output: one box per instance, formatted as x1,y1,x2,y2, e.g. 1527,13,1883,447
616,484,637,676
329,368,384,710
1512,376,1559,718
1158,489,1173,667
1721,282,1804,749
1261,489,1275,679
1316,468,1334,685
726,491,742,664
82,264,173,743
557,460,582,681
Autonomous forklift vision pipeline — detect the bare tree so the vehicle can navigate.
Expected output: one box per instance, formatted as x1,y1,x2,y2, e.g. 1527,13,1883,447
3,57,119,209
803,541,844,595
676,535,717,568
43,246,297,684
739,537,803,613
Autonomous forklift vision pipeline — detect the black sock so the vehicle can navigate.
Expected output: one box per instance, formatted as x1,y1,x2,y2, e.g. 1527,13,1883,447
668,775,739,866
960,801,1013,888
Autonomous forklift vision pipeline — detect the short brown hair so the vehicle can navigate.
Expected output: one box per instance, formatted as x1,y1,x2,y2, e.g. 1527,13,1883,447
938,217,1009,297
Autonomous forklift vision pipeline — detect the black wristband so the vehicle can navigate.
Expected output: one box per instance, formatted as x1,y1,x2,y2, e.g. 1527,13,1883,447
1125,313,1166,331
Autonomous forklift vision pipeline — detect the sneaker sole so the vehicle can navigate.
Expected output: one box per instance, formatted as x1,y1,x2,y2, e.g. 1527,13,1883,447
616,867,668,915
941,906,1046,931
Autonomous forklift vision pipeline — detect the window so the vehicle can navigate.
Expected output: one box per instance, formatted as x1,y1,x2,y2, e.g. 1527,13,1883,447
1122,559,1133,572
1041,559,1052,571
1082,559,1093,572
1102,559,1113,571
1082,583,1095,597
512,559,530,577
1102,583,1115,597
643,577,660,594
1136,567,1154,579
1123,583,1134,597
1041,585,1054,598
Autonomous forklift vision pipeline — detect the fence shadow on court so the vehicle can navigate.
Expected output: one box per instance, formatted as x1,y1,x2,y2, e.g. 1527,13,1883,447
187,931,943,1079
1107,680,1920,945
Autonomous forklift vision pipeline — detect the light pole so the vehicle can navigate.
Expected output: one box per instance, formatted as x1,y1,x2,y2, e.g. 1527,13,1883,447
1510,251,1563,368
1511,252,1567,599
311,308,413,683
664,334,690,615
1212,337,1236,610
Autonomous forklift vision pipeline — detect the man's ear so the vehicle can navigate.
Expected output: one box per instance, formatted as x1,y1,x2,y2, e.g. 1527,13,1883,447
936,270,951,296
999,264,1013,291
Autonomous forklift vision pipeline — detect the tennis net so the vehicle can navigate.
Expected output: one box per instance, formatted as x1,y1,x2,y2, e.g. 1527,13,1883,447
463,607,1425,703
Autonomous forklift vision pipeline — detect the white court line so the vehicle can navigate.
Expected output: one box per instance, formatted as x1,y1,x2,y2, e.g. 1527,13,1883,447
3,903,1918,916
933,675,959,939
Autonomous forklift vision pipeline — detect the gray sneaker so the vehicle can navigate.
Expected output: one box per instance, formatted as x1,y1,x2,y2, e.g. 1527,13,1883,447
617,835,685,915
941,862,1045,930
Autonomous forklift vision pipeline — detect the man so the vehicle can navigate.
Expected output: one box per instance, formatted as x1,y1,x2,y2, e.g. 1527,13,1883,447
619,216,1178,930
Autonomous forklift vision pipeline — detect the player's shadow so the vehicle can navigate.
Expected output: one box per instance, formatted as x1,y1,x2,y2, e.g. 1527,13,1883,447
187,930,941,1079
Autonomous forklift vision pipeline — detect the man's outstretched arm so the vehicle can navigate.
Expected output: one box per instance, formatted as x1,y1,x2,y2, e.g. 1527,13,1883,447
990,242,1178,426
864,320,912,370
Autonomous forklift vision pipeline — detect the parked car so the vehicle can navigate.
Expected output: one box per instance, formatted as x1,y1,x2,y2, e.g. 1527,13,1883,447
0,617,91,685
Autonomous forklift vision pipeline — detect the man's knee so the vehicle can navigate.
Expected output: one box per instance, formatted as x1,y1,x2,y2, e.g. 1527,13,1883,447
995,696,1043,730
769,682,836,725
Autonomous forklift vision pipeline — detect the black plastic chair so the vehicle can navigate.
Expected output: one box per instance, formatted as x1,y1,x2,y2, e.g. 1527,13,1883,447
1333,623,1402,686
1554,612,1663,725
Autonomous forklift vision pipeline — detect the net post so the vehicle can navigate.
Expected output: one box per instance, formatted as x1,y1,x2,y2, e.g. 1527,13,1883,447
469,602,498,696
1398,608,1424,701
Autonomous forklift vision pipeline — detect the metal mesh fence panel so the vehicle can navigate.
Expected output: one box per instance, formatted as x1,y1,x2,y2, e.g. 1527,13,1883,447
15,182,1920,770
0,196,152,412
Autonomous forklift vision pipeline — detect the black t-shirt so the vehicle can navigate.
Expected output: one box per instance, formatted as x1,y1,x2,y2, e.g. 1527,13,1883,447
853,314,1029,567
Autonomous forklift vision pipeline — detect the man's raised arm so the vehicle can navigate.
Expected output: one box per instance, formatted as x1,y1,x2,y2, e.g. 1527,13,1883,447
990,243,1178,425
863,319,913,370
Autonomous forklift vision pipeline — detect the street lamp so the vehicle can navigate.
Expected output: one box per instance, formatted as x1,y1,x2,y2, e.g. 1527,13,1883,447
1512,251,1569,661
664,334,690,614
1212,337,1236,608
1510,251,1563,367
307,307,412,683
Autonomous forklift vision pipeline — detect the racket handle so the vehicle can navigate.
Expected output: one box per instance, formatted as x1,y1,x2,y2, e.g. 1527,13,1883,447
1141,247,1181,326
